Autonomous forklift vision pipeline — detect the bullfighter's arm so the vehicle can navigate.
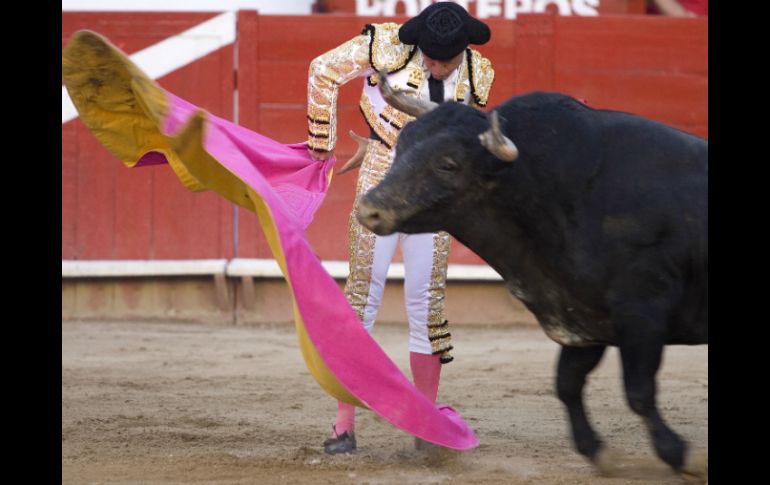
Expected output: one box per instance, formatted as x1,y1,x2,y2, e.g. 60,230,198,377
307,34,373,154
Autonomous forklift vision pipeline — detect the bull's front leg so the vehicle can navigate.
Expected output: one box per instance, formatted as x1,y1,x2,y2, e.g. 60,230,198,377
556,345,607,462
615,311,708,483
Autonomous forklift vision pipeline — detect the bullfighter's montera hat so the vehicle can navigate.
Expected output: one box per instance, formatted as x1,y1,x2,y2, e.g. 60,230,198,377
399,2,491,61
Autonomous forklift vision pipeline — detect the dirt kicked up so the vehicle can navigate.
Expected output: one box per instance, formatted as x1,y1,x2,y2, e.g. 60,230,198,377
62,321,707,484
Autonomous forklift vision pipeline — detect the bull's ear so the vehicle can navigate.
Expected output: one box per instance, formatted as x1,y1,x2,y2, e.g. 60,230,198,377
479,111,519,162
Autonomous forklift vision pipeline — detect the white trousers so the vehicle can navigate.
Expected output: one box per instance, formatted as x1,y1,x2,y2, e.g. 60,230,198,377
360,232,439,354
344,140,450,355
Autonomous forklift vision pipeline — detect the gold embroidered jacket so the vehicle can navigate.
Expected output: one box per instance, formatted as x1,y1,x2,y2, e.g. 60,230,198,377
307,22,495,152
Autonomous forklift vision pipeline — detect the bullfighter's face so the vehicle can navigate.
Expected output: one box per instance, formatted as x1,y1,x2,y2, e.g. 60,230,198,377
422,51,464,81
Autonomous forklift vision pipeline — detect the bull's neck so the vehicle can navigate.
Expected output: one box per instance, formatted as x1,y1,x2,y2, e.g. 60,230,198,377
449,160,575,287
447,196,545,284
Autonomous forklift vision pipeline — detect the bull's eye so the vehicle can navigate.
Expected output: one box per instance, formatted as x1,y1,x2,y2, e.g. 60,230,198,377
436,156,458,172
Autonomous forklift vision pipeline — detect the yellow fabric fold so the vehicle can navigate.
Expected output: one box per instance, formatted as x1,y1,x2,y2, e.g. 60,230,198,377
62,30,361,407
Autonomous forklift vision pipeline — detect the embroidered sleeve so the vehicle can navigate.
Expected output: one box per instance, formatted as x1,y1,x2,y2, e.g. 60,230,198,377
364,23,415,73
468,49,495,108
307,34,373,152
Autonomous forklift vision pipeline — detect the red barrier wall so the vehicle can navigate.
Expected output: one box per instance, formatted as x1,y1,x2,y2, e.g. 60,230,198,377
62,12,235,260
62,12,707,264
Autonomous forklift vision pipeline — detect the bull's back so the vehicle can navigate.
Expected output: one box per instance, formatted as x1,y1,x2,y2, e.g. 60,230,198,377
596,113,707,343
498,93,708,347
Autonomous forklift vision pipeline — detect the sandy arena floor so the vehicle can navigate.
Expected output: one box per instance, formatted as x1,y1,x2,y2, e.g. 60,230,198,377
62,321,707,484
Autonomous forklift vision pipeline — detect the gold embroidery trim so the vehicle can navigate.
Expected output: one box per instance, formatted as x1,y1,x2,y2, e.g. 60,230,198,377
307,139,329,151
358,140,393,193
407,67,423,89
380,103,395,122
344,212,376,322
391,108,413,129
428,320,454,364
427,231,452,363
344,141,394,321
455,60,469,102
308,121,330,137
307,104,331,124
378,99,415,131
469,49,495,107
367,23,415,73
359,93,398,149
307,33,371,150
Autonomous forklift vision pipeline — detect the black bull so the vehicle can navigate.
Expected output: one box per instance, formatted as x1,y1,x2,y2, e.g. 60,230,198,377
356,91,707,482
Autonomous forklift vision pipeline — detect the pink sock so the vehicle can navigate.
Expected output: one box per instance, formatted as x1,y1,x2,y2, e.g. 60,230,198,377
333,400,356,437
410,352,442,403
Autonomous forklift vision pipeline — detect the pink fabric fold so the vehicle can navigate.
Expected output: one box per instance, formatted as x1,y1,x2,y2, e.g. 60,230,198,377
134,91,479,449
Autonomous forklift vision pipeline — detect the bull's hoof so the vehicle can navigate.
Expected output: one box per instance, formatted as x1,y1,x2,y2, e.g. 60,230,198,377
591,447,626,477
679,448,708,484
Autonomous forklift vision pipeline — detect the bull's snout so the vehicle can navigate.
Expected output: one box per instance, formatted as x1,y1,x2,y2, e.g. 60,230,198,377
356,198,398,235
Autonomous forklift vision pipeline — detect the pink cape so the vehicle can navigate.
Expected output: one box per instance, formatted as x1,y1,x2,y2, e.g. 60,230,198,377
62,30,478,450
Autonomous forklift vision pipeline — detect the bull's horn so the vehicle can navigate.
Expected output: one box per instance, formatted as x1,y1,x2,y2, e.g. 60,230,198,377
335,130,368,175
377,68,437,118
479,111,519,162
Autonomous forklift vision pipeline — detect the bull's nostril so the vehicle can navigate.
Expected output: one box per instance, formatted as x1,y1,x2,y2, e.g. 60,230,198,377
356,202,384,230
357,202,378,220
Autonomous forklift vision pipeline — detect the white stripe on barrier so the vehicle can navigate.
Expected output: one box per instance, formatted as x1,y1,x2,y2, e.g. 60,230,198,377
62,259,228,277
62,87,79,124
227,258,357,279
62,259,503,281
62,11,237,124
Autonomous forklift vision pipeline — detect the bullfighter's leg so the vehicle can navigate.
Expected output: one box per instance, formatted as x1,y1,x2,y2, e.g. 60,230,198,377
402,231,452,361
345,140,396,326
324,139,397,453
556,345,607,462
615,312,707,483
401,231,451,451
